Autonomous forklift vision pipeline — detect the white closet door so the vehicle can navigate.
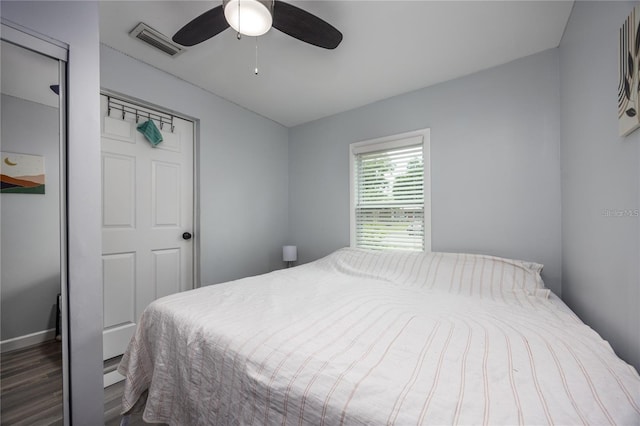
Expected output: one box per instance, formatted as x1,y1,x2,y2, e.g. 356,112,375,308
100,94,194,362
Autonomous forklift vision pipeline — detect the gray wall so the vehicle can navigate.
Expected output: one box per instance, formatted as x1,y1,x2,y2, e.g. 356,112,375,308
100,45,289,284
560,1,640,371
1,95,60,341
1,1,105,423
289,49,562,295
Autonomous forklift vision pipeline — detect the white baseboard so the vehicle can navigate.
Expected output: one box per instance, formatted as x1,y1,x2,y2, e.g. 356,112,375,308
104,370,125,388
1,328,57,353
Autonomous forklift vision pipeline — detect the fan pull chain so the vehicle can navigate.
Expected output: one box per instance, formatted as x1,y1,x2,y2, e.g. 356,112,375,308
255,37,259,75
237,0,242,39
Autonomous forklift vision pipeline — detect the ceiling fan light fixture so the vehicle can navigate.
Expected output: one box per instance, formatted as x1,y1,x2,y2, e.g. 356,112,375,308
223,0,273,37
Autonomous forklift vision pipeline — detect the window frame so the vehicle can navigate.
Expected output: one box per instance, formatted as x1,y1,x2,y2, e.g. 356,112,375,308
349,128,431,251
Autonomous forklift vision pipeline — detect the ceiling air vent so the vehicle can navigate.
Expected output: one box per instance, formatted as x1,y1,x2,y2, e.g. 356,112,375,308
129,23,184,57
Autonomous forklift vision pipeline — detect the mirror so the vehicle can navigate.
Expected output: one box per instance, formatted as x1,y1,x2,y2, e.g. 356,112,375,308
0,36,66,423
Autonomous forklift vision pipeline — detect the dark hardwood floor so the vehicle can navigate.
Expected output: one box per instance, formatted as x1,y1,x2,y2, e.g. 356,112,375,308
0,340,63,425
0,341,153,425
104,380,159,426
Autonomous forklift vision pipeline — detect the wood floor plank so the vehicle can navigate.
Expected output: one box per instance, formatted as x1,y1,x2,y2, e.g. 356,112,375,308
1,340,158,425
1,341,63,425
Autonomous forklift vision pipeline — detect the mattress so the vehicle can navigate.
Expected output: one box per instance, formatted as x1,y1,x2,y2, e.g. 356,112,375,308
118,248,640,425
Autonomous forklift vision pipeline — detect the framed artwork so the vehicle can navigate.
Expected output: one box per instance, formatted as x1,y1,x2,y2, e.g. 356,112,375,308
0,152,45,194
619,4,640,136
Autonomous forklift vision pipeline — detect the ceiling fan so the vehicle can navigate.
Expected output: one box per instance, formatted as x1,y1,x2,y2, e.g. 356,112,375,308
172,0,343,50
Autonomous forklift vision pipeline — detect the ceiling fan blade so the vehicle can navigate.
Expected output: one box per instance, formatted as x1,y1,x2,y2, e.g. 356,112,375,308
172,5,230,47
272,1,342,49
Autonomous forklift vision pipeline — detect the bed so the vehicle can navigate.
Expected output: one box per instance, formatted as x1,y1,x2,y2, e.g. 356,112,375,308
118,248,640,425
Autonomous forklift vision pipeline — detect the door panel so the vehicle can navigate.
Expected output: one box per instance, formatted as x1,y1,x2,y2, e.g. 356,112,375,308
101,94,194,362
102,253,135,327
152,249,182,298
103,115,135,142
152,161,181,226
102,154,135,228
155,127,181,152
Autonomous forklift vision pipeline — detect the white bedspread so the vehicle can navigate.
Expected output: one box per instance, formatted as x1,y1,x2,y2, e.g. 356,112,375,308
119,248,640,425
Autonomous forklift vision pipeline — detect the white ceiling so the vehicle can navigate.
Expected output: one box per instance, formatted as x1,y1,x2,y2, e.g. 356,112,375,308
100,1,573,127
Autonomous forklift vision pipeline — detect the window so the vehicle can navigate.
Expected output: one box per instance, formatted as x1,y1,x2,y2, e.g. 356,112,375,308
350,129,430,251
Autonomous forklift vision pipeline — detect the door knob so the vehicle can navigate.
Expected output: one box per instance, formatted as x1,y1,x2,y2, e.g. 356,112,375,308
182,232,192,240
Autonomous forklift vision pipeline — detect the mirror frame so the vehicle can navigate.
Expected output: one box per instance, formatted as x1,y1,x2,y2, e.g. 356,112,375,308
1,19,70,425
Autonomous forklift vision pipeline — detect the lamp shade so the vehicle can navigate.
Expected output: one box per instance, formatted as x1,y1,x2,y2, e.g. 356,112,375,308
223,0,273,37
283,245,297,262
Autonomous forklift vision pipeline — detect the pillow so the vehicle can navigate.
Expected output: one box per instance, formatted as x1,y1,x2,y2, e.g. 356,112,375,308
322,248,547,299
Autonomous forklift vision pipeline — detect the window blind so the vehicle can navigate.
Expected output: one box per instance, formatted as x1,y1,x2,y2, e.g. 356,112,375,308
354,144,424,251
